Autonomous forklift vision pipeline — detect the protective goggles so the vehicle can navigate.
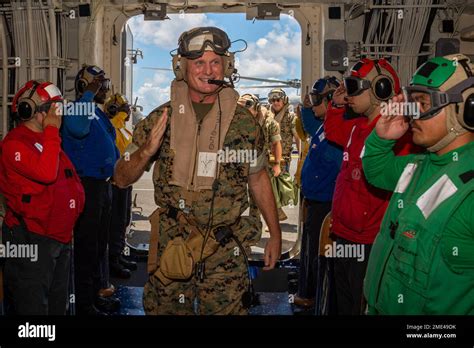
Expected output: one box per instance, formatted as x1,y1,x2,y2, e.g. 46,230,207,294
309,91,334,106
344,76,371,97
268,90,286,101
81,66,110,89
178,27,231,59
402,80,472,120
97,78,111,91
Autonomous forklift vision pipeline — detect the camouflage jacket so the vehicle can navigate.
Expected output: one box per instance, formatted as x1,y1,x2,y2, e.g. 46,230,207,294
261,113,281,159
272,107,296,162
130,102,265,247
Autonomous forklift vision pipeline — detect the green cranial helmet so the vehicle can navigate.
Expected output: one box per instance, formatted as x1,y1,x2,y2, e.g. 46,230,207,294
410,56,457,88
403,53,474,151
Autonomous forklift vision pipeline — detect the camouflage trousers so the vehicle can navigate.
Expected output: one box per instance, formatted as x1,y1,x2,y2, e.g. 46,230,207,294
143,238,249,315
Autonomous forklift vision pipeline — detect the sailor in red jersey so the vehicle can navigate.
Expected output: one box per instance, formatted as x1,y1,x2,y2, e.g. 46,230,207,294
0,80,84,315
323,59,419,315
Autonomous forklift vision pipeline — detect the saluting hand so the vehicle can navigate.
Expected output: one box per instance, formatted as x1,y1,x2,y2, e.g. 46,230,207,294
142,107,168,158
84,80,103,95
42,103,62,129
303,94,312,109
375,93,410,140
332,85,348,106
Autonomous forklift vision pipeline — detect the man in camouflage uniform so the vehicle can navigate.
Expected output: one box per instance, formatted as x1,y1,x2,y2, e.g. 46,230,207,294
268,88,298,171
267,88,298,220
238,94,282,232
114,27,282,315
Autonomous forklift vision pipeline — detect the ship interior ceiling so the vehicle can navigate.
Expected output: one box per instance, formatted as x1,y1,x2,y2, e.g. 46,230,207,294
0,0,474,317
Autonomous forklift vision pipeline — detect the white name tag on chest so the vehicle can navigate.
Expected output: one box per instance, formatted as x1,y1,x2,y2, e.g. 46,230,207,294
197,152,217,178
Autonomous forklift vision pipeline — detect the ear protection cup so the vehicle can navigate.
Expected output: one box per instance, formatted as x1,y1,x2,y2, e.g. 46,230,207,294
372,75,394,100
278,88,289,104
12,80,63,122
104,93,130,118
371,60,395,101
351,59,399,102
454,58,474,130
463,93,474,129
222,52,236,78
107,103,119,117
105,94,119,117
443,57,474,130
457,89,474,130
76,78,88,94
17,99,36,120
14,80,40,121
172,55,186,81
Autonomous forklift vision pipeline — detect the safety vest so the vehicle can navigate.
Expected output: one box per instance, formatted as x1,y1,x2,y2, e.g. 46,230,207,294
138,97,263,276
0,126,85,243
364,147,474,314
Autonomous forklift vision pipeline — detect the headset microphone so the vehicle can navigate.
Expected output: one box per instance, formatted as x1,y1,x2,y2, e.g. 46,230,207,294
207,79,231,87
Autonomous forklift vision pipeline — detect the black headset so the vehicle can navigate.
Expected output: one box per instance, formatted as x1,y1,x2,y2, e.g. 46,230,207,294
75,65,106,95
75,66,90,94
107,102,119,117
458,59,474,129
76,78,87,94
16,81,40,121
464,93,474,129
372,60,394,101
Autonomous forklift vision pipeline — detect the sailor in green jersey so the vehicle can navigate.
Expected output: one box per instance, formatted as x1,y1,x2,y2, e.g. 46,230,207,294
361,53,474,315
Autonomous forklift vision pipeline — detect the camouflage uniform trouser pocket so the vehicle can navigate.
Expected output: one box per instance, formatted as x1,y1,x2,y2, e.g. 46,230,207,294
143,241,249,315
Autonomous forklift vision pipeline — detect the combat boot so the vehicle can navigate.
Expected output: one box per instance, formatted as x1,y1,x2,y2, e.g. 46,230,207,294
109,256,131,279
118,255,137,271
95,296,121,313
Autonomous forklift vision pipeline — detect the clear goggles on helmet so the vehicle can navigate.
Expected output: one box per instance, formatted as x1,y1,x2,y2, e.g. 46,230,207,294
178,27,231,59
402,84,467,120
268,90,286,102
344,76,371,97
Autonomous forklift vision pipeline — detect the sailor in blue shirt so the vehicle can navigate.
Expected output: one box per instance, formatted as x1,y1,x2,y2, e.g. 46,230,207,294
295,77,343,310
61,65,120,316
